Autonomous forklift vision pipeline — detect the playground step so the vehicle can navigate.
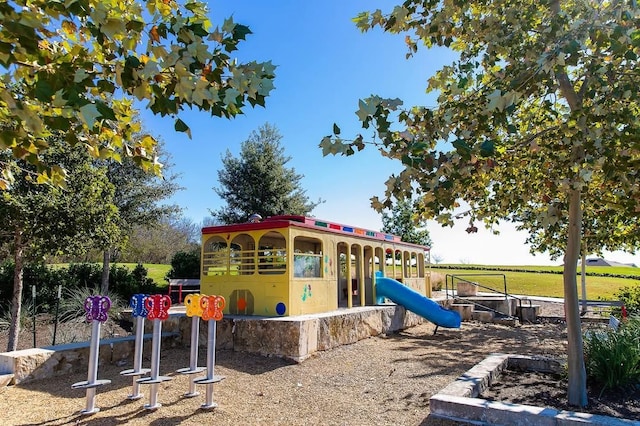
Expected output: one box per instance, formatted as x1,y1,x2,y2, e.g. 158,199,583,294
450,304,474,321
472,310,494,322
516,305,541,323
455,296,517,317
492,315,519,326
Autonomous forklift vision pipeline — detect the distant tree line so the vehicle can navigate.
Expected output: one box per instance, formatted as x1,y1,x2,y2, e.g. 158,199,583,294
429,264,640,280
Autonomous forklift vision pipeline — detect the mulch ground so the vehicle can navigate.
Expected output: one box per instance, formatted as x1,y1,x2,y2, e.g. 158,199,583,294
0,300,634,425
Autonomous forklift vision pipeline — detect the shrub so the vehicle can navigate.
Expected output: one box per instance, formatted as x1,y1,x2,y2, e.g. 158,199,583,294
430,272,445,291
108,263,160,302
615,284,640,316
0,261,72,312
584,315,640,391
58,286,125,323
0,262,160,315
166,250,201,280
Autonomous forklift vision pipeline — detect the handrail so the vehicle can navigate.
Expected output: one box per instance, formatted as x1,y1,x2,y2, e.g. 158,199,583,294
444,273,533,321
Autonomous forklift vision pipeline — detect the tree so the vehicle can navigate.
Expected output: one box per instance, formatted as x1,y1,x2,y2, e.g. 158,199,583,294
381,199,432,246
120,215,200,264
212,123,322,224
321,1,640,407
0,139,118,351
0,0,275,188
98,138,181,293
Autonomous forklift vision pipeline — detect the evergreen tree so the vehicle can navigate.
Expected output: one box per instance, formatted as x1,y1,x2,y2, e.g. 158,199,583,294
212,123,321,224
381,199,432,246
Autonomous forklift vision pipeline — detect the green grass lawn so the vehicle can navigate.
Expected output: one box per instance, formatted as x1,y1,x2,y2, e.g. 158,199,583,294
431,265,640,300
115,263,171,287
54,263,172,287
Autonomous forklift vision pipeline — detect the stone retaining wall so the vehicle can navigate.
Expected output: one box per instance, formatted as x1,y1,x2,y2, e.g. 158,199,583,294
0,332,180,385
0,304,434,385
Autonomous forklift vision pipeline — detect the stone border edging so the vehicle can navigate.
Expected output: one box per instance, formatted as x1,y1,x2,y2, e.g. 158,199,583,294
429,354,639,426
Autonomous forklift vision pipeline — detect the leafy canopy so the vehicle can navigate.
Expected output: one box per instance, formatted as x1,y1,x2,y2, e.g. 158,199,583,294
0,0,276,188
321,0,640,256
321,0,639,408
0,135,119,259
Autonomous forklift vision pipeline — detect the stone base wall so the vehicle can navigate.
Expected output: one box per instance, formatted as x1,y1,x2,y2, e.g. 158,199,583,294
1,304,441,384
0,332,180,385
169,305,431,362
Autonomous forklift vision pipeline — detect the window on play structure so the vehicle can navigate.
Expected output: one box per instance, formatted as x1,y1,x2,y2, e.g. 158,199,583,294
202,236,228,276
293,236,322,278
258,231,287,274
418,253,425,277
230,233,256,275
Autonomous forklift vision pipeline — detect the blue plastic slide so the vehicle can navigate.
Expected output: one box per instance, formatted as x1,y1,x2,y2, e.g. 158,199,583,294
375,272,461,329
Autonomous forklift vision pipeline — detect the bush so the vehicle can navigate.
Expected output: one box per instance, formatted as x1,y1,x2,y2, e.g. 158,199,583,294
58,286,126,323
0,262,160,316
430,272,445,291
584,315,640,391
0,261,72,313
615,284,640,316
109,263,159,301
166,250,201,280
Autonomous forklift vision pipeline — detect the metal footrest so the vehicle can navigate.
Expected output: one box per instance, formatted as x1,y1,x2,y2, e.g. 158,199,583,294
176,366,206,375
120,368,151,377
193,375,225,385
72,379,111,389
137,375,172,385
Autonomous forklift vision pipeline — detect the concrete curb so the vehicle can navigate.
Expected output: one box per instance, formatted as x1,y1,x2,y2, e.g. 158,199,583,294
429,354,640,425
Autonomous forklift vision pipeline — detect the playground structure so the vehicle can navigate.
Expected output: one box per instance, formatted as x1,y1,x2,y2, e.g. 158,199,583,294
1,217,464,405
200,215,437,317
75,293,225,414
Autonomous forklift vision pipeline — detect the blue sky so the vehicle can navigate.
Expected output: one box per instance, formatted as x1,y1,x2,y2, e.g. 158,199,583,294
140,1,639,267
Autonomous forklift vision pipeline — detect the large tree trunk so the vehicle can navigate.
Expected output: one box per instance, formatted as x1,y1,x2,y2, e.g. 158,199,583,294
101,249,110,294
564,187,588,407
7,229,24,352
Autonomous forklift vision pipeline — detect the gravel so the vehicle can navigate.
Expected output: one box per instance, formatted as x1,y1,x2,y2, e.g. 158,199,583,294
0,311,570,426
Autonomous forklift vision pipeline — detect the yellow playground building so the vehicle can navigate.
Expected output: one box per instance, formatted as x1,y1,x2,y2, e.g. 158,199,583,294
199,215,431,317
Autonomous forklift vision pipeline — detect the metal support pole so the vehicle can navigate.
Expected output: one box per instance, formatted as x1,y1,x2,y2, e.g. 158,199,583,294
176,315,205,397
72,295,111,415
32,285,36,348
52,285,61,346
137,294,172,410
194,318,224,409
120,315,150,399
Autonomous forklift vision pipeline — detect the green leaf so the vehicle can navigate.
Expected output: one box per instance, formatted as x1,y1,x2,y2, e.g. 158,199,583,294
233,24,252,40
356,99,376,121
480,140,494,157
79,104,100,128
35,79,55,102
333,123,341,135
175,118,188,132
452,139,471,157
125,56,141,69
96,101,116,121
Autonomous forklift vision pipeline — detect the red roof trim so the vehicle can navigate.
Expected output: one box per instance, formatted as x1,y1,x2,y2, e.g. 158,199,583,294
202,215,430,251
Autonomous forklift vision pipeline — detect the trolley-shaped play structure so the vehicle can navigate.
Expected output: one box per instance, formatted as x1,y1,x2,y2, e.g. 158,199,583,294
200,215,430,317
